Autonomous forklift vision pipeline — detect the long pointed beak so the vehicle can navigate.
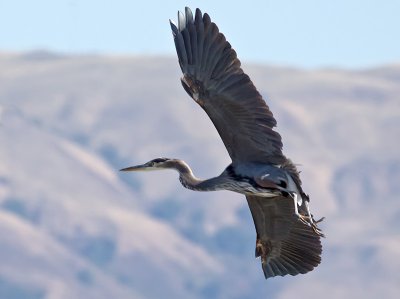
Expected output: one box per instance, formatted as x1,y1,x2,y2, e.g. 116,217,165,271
120,164,150,172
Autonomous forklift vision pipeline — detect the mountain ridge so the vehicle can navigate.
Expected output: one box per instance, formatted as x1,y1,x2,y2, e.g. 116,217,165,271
1,52,399,299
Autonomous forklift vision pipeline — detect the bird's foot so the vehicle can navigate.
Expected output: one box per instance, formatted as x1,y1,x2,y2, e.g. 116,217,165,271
298,214,325,237
289,192,324,236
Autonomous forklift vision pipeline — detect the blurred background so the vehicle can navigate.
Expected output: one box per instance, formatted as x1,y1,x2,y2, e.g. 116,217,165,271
1,1,399,298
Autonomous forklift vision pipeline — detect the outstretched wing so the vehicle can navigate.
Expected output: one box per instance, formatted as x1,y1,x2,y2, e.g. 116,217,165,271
170,7,285,165
246,195,322,279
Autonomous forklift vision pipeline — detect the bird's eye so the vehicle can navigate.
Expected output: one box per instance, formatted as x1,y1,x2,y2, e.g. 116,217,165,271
279,180,287,188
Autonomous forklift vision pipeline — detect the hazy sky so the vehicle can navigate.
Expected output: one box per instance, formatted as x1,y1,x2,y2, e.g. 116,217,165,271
1,0,399,69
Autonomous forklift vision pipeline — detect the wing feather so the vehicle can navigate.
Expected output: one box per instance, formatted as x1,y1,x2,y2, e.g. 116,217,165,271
170,7,285,165
246,195,322,279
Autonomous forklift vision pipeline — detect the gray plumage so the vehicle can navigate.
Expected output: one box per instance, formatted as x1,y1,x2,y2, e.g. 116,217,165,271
122,7,324,280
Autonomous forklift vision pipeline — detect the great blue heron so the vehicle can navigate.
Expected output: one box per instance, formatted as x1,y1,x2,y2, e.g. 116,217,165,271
121,7,324,279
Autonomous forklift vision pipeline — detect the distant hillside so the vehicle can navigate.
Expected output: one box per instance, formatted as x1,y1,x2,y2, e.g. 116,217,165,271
0,52,399,299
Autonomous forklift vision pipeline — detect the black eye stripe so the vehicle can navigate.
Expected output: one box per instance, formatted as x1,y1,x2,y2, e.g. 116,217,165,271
152,158,168,163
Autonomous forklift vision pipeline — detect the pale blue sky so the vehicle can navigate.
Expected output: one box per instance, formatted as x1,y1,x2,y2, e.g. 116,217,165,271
1,0,399,69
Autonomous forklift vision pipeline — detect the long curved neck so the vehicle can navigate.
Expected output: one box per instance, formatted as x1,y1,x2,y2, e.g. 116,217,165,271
168,160,227,191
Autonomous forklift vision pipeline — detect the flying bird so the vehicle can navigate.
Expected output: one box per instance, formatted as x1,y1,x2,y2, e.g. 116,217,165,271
121,7,324,279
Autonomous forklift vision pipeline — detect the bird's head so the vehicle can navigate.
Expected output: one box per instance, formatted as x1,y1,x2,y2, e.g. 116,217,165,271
120,157,174,172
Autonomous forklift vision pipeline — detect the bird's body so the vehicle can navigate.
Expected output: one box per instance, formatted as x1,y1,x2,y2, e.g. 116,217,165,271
121,7,324,279
188,165,286,197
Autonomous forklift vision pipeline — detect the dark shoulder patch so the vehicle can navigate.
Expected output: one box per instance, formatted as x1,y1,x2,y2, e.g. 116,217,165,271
225,164,236,176
225,164,259,188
